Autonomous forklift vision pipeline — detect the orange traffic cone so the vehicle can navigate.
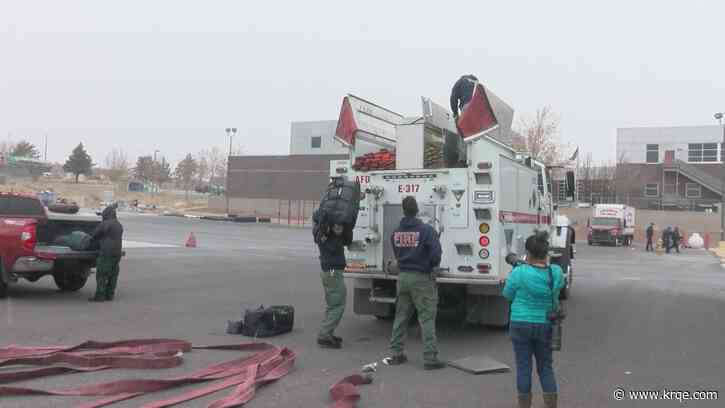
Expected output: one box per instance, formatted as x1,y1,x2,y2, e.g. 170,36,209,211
185,233,197,248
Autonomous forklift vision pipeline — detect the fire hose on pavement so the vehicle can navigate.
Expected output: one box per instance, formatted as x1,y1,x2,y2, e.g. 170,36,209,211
0,338,294,408
0,338,372,408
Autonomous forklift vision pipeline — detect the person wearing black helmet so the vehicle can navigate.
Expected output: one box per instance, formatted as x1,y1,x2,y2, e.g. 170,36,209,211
89,203,124,302
450,74,479,119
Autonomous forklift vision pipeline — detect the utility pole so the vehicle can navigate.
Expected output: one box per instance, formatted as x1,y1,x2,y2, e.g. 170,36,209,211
44,132,48,161
716,112,725,241
225,128,238,215
153,149,160,197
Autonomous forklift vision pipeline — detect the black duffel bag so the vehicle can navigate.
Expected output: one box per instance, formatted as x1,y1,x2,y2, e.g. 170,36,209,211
240,305,294,338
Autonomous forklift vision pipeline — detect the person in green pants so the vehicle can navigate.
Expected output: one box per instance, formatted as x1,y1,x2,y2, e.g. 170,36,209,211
313,209,352,349
89,203,124,302
384,196,446,370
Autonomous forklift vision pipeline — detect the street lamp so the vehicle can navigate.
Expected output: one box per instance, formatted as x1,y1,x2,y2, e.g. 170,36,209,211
716,113,725,241
224,128,238,215
153,149,160,197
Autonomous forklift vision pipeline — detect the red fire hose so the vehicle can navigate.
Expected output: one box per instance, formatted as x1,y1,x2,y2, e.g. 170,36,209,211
0,338,295,408
329,373,373,408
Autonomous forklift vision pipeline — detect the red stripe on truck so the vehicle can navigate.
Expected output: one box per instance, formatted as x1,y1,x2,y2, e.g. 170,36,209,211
499,211,551,225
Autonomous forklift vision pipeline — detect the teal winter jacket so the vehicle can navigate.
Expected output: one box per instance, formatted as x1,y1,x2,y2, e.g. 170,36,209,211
503,264,564,324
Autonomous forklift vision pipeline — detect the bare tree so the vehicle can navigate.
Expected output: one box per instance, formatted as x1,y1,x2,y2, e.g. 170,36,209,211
0,141,15,155
11,141,40,159
516,106,565,165
175,154,198,200
578,153,594,204
105,148,130,182
196,155,209,186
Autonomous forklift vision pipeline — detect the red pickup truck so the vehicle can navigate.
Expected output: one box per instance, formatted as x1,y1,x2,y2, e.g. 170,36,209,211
0,192,101,298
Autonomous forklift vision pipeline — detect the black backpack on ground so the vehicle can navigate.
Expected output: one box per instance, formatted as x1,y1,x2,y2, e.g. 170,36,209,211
240,305,295,338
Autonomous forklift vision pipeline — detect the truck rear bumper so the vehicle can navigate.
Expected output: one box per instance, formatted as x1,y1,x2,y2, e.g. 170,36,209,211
343,271,503,286
12,257,54,273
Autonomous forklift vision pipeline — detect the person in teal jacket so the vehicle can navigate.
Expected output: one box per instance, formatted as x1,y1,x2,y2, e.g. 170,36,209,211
503,231,564,408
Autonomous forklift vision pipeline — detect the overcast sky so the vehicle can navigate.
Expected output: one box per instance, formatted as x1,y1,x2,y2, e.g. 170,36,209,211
2,0,724,165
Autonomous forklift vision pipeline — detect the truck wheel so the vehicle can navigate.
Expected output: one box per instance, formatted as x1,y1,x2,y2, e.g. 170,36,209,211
0,259,7,299
53,264,90,292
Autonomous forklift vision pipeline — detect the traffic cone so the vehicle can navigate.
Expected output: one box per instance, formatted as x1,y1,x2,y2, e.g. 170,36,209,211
185,233,197,248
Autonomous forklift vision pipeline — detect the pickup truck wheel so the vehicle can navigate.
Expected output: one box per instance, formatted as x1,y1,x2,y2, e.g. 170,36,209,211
53,264,90,292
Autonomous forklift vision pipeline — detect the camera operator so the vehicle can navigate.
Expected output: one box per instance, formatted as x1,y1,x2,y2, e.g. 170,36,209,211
503,231,565,408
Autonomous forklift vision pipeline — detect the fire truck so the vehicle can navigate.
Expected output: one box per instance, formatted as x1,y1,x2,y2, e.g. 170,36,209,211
330,82,573,326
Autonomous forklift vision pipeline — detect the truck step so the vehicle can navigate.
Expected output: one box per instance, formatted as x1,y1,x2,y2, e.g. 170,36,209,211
369,296,397,304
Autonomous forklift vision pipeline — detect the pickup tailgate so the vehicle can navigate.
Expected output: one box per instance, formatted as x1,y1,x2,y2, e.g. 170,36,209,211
34,245,99,261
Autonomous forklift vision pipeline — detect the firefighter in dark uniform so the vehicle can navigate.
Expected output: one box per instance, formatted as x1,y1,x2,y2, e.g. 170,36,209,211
450,74,479,119
89,203,124,302
313,210,352,349
384,196,446,370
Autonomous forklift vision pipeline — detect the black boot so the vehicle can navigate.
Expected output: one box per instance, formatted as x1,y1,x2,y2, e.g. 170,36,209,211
317,336,341,349
423,358,447,370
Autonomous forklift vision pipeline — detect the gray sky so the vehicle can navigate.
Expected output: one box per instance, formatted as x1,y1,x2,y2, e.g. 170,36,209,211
2,0,724,165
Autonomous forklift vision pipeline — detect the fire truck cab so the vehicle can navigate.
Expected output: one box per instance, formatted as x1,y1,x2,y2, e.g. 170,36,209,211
331,83,561,326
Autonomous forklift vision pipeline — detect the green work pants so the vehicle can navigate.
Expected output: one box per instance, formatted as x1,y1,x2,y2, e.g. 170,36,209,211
94,255,121,300
318,269,347,339
389,271,439,363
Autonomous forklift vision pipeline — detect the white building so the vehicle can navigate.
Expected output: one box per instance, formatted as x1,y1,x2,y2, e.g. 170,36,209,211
289,120,347,155
617,125,723,164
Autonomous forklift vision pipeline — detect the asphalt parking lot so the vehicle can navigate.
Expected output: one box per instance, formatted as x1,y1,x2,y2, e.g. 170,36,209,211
2,214,725,407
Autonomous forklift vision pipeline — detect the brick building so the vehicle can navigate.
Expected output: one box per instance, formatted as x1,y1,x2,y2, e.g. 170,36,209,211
213,121,346,218
616,125,724,211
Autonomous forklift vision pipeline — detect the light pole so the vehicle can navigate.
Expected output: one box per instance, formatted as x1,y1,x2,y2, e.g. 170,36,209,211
153,149,160,197
716,112,725,241
225,128,238,215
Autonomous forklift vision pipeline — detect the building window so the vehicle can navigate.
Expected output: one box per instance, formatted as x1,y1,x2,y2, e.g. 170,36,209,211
688,143,718,163
311,136,322,149
646,144,659,163
644,183,659,197
557,180,567,202
685,183,702,198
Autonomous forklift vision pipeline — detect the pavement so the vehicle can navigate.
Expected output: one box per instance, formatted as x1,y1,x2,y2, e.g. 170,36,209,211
2,215,725,407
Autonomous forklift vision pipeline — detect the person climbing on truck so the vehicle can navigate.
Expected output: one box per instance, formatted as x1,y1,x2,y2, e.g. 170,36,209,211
89,203,124,302
450,74,478,119
383,196,446,370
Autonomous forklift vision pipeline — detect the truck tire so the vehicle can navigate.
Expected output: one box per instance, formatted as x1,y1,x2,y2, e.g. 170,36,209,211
0,259,7,299
53,263,90,292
